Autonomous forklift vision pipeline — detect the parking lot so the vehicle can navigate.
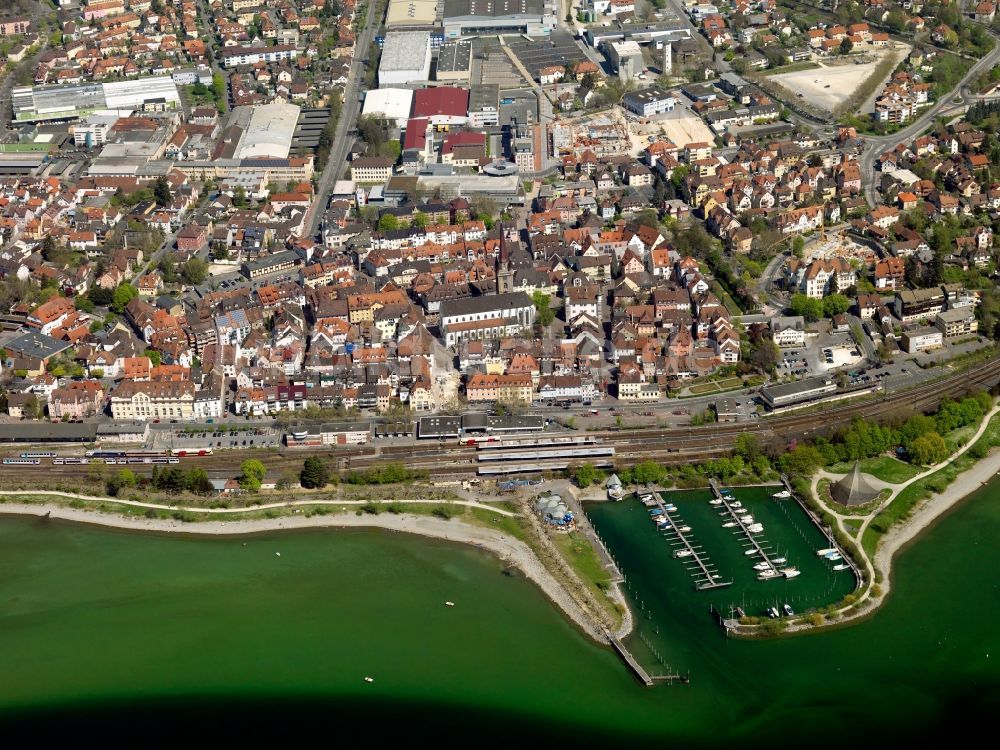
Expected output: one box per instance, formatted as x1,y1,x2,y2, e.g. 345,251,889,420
505,30,589,80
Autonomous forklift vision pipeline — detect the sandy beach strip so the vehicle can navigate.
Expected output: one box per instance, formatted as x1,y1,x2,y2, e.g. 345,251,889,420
0,500,609,643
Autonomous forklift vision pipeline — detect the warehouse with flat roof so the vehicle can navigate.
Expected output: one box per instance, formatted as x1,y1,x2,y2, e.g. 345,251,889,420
760,377,837,409
436,40,472,82
386,0,439,28
442,0,554,38
362,88,414,127
234,100,300,159
379,31,433,86
11,76,179,123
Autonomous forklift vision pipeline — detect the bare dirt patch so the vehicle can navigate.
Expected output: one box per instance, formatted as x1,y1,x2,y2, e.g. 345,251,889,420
768,46,910,113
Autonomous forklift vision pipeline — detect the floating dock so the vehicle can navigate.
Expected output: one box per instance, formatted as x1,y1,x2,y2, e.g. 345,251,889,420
710,479,785,579
654,492,732,591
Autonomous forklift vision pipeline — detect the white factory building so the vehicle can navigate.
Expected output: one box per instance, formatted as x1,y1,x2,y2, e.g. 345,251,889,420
378,31,433,86
12,76,180,123
233,100,300,160
362,88,415,127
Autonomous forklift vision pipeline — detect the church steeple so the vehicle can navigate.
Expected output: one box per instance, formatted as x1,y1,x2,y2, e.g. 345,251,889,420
497,219,514,294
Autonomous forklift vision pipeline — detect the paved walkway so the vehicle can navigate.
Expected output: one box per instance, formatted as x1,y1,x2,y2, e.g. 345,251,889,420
811,403,1000,539
0,490,516,517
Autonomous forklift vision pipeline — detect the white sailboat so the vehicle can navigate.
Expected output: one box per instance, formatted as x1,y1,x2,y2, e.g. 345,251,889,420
772,490,791,498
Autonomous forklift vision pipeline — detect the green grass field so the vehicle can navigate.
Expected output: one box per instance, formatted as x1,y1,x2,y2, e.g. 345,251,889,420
551,530,612,599
762,61,820,76
827,456,921,485
686,377,744,396
862,412,1000,556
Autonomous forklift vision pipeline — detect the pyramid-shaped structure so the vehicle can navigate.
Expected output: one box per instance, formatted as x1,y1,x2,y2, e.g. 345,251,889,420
830,461,879,507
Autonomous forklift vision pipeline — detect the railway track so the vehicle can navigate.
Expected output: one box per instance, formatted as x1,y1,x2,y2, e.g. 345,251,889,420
2,359,998,485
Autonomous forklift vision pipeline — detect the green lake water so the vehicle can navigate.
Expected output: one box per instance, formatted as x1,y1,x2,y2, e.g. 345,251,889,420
1,481,998,744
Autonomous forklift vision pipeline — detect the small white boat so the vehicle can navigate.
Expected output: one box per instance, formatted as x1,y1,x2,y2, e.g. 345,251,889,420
827,553,843,561
445,601,455,607
722,521,737,528
783,604,795,617
772,490,791,499
663,504,677,512
364,677,374,683
816,548,837,557
768,606,780,619
709,498,723,505
747,523,764,534
745,549,758,556
782,567,801,579
832,564,850,571
753,562,772,571
731,501,743,508
674,549,692,558
275,552,281,557
677,525,692,533
757,569,778,580
740,515,755,524
773,557,787,565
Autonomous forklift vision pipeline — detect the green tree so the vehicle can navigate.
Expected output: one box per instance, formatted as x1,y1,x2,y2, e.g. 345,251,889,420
822,294,851,318
908,431,949,466
789,293,823,322
792,235,805,258
573,463,600,488
750,338,779,372
734,433,763,463
144,348,162,367
111,283,138,313
378,213,399,232
88,286,114,307
532,290,555,326
153,176,172,207
181,257,209,285
239,459,267,491
839,37,853,55
186,468,214,494
106,468,138,496
75,296,95,313
412,211,429,228
300,457,330,489
41,235,58,261
779,444,824,477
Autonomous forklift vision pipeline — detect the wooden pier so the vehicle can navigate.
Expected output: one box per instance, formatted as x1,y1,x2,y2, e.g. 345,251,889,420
654,492,731,590
710,479,785,579
606,631,653,686
607,631,688,686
